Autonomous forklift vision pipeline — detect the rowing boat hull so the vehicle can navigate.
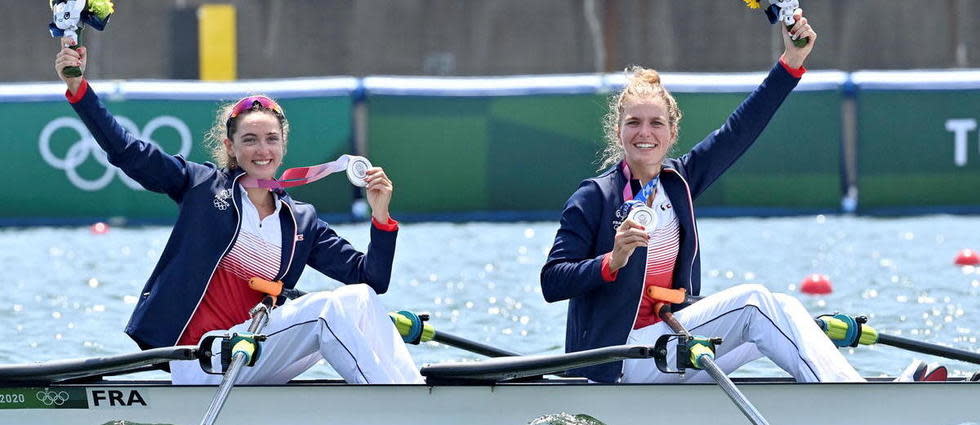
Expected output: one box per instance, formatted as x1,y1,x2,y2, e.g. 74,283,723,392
0,379,975,425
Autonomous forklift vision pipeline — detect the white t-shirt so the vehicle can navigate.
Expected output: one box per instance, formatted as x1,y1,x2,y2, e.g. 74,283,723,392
219,189,283,281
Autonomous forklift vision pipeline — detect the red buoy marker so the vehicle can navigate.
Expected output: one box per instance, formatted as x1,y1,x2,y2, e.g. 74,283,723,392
954,249,979,266
800,274,832,295
90,222,110,235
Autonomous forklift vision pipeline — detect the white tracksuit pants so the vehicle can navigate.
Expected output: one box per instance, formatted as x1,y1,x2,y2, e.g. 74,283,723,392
170,284,423,385
622,284,863,383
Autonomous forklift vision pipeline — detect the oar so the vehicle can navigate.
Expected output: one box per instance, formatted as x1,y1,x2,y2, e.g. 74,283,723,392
654,290,980,367
199,279,278,425
816,314,980,365
651,287,771,425
0,346,199,385
389,311,521,357
877,334,980,364
421,344,657,383
246,278,522,358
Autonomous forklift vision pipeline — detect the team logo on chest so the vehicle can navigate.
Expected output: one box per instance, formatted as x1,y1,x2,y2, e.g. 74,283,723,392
213,188,233,211
612,200,636,230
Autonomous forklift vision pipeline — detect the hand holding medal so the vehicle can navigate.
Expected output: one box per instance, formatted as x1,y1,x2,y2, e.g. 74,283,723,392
610,176,661,272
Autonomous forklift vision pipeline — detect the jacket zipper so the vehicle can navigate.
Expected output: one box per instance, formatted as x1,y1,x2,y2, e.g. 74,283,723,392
628,254,649,332
275,200,299,281
173,174,245,345
627,169,699,330
627,184,652,331
662,168,699,286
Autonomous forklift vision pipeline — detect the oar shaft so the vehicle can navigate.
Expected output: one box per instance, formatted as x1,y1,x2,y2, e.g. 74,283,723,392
433,331,521,358
200,300,271,425
200,352,249,425
878,333,980,365
659,309,770,425
699,356,770,425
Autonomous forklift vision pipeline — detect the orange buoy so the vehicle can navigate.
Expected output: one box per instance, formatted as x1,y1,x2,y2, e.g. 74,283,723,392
954,249,980,266
800,273,832,295
90,222,110,235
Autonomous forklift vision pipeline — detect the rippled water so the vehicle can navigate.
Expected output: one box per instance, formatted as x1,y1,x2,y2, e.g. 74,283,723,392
2,215,979,380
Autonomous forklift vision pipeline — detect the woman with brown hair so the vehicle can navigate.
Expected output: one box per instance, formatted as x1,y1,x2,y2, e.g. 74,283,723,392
54,41,422,385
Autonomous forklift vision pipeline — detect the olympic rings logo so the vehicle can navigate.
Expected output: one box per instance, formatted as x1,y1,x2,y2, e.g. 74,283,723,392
39,116,193,191
35,389,70,406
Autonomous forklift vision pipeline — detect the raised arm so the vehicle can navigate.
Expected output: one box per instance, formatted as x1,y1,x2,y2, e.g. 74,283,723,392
55,40,193,199
679,9,816,197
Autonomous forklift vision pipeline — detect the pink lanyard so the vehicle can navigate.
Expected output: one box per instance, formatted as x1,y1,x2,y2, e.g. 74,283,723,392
239,154,370,190
621,161,658,204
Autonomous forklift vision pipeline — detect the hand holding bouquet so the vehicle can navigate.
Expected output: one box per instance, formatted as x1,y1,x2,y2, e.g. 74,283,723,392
49,0,114,77
743,0,809,48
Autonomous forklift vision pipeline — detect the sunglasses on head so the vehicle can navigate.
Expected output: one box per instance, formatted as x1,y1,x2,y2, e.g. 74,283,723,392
226,95,285,134
229,95,283,118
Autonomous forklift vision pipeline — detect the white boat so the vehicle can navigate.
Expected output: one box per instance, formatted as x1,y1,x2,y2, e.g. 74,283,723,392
1,377,977,425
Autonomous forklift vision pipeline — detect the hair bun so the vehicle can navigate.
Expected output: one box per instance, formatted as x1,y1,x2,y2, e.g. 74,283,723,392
627,65,661,86
638,69,661,86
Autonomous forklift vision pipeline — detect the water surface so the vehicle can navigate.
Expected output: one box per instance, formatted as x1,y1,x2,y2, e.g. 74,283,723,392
3,215,978,379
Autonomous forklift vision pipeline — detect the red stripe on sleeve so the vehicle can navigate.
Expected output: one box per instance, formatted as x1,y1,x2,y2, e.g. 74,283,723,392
779,57,807,78
372,216,399,232
65,80,89,103
601,252,619,282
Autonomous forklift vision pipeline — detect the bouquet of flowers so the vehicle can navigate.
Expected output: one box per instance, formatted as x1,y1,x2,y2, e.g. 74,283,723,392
49,0,115,77
743,0,808,47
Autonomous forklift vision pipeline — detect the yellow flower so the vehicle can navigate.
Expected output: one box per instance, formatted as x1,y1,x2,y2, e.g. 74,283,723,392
743,0,762,9
87,0,115,20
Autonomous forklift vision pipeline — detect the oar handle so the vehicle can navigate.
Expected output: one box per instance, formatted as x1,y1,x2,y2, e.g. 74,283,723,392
248,277,306,301
647,286,702,305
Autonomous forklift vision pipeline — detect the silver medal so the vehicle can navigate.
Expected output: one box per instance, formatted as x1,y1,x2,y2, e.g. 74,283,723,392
346,156,372,187
627,204,658,232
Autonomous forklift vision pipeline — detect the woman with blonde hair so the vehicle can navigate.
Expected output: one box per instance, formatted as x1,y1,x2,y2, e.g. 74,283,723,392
540,10,865,384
